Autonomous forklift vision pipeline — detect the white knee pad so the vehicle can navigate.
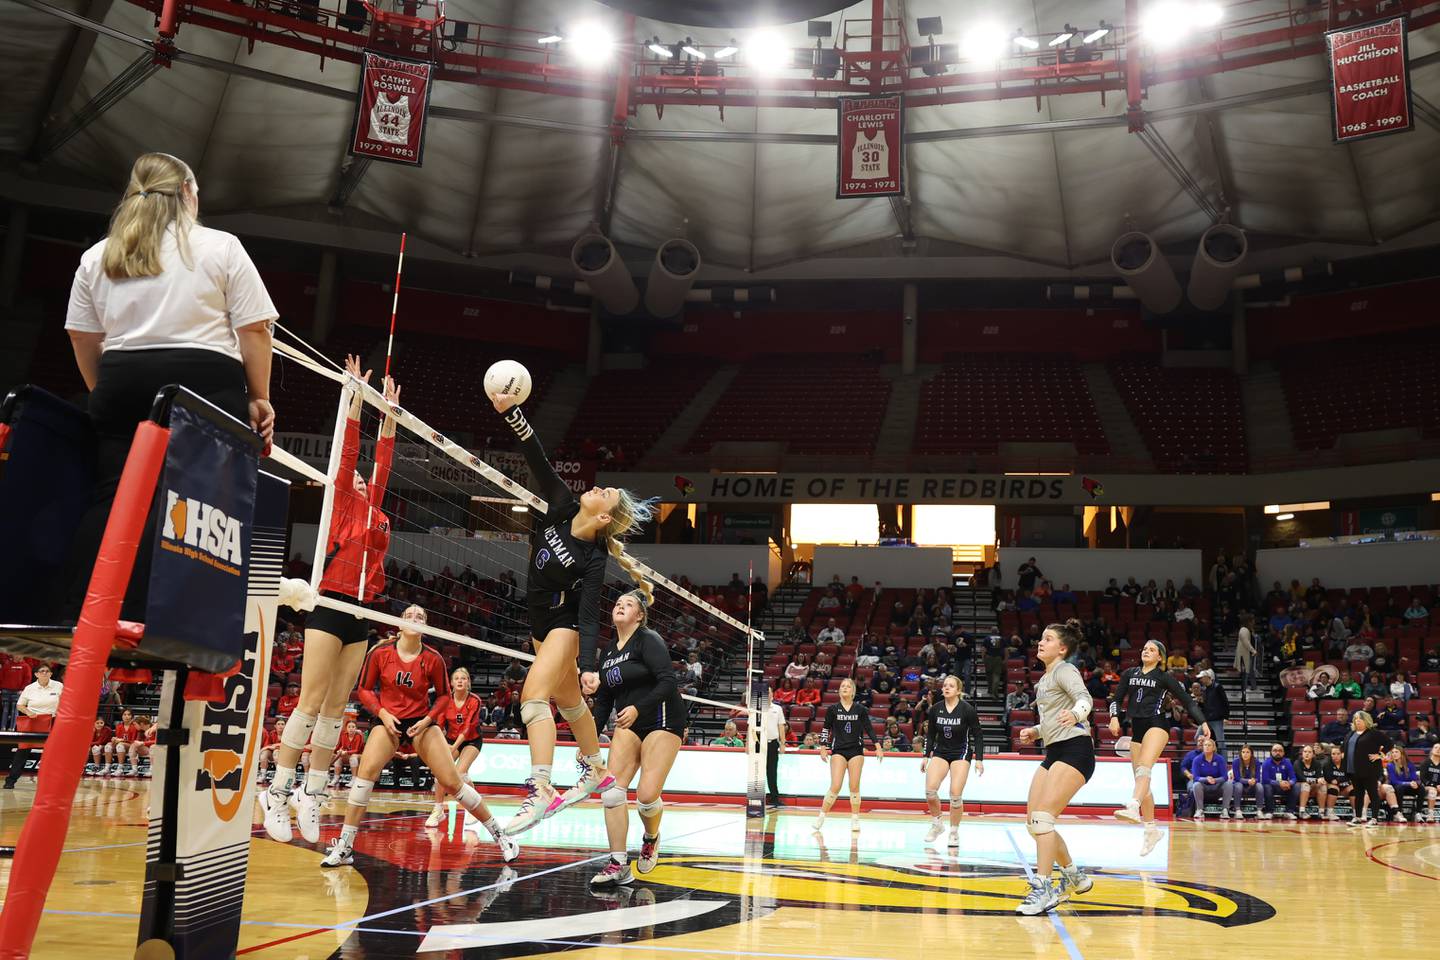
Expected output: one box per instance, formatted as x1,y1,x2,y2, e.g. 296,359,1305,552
455,784,483,814
601,786,627,809
311,715,343,752
520,700,551,727
1027,811,1057,837
348,777,375,809
925,789,940,801
280,709,318,751
557,701,589,723
949,796,964,807
637,797,663,818
1133,763,1154,780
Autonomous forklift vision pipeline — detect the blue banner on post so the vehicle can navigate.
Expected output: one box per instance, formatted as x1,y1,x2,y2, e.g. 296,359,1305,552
144,402,258,672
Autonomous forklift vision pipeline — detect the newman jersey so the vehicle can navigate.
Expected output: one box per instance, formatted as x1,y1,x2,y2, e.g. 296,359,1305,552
1111,666,1206,725
1420,759,1440,788
356,641,448,720
1296,760,1326,784
430,693,483,741
317,415,393,603
925,698,984,761
821,701,876,753
591,626,687,733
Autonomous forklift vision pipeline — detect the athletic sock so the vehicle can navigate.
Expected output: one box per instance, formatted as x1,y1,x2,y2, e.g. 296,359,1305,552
339,823,358,847
482,817,502,840
612,851,628,865
581,752,603,769
531,764,552,787
270,766,297,795
304,769,329,795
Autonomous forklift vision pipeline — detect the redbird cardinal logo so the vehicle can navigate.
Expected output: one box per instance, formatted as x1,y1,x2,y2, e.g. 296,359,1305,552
674,475,695,497
1082,476,1104,500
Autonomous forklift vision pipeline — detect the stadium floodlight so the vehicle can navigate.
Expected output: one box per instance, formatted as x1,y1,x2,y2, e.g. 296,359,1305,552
682,44,706,59
745,30,792,75
1143,2,1223,48
1049,23,1076,46
1083,21,1111,43
538,33,562,44
1190,2,1224,27
715,43,738,59
961,23,1010,63
1013,29,1040,50
648,37,673,58
568,21,614,65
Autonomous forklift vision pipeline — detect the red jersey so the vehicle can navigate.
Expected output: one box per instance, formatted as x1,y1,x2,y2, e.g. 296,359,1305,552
429,693,482,741
337,729,365,755
261,728,281,748
112,722,139,743
356,641,447,720
143,726,157,746
277,694,299,716
91,725,112,747
1,656,36,691
317,416,393,603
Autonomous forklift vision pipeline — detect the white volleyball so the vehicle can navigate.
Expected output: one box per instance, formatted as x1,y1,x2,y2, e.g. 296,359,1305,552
484,359,532,405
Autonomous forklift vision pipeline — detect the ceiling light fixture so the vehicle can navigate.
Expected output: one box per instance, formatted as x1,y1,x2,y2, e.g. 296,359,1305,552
1049,24,1076,46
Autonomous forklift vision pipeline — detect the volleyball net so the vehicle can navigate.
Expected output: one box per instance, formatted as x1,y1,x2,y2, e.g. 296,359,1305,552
267,329,760,738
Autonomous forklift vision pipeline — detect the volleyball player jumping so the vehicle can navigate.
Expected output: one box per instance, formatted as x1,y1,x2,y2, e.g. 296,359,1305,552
814,677,882,834
921,675,984,848
424,667,486,830
1016,620,1095,916
588,590,688,887
264,356,400,845
489,393,656,836
1108,639,1209,851
322,605,518,867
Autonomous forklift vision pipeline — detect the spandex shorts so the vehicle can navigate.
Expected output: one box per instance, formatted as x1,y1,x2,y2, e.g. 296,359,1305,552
306,592,379,646
457,738,484,754
1041,736,1096,782
1129,716,1174,743
832,745,865,761
528,593,580,640
375,715,434,752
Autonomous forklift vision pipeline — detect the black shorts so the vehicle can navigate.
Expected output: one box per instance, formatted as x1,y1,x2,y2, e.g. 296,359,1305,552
832,745,865,761
528,591,579,640
457,738,484,754
376,715,434,752
307,592,378,646
1041,736,1096,781
931,750,971,765
1129,716,1173,742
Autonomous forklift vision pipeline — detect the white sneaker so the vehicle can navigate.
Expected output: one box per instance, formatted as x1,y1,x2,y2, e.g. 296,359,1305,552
425,803,446,829
1392,811,1407,823
1140,824,1163,857
259,786,293,843
1015,876,1059,915
1259,812,1272,820
1115,799,1142,824
1192,812,1204,822
812,813,825,832
296,788,327,844
924,818,945,843
497,832,520,864
589,858,633,888
1059,865,1092,898
98,764,110,777
946,829,959,849
1299,809,1310,820
553,757,616,817
851,816,861,833
1219,809,1231,820
320,838,353,868
503,778,557,837
636,833,660,874
1348,816,1366,826
1281,811,1297,821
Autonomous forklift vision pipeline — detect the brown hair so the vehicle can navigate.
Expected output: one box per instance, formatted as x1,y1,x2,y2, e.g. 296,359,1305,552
101,153,196,279
1045,618,1083,656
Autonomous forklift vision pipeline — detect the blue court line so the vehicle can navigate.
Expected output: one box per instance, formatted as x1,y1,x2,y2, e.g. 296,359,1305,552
1004,828,1084,960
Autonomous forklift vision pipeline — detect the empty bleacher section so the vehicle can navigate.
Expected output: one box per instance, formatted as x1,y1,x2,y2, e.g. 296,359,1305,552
564,361,720,466
1108,358,1248,473
913,354,1108,456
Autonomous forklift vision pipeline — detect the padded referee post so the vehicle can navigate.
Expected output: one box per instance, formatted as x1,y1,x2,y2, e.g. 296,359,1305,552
0,421,170,960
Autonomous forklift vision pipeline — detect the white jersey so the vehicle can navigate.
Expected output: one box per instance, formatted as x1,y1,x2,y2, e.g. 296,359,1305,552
370,92,411,144
851,130,889,180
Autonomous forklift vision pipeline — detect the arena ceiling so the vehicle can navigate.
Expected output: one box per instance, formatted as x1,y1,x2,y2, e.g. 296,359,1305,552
2,0,1439,281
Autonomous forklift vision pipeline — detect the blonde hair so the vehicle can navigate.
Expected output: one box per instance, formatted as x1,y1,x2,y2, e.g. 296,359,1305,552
619,588,650,624
944,674,965,699
1352,710,1373,729
101,152,196,280
601,489,658,606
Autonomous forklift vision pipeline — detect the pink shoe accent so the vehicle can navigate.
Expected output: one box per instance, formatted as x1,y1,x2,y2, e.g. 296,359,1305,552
543,792,567,816
594,775,616,793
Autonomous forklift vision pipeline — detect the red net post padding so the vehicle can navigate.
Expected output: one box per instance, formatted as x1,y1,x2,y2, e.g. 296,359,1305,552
0,421,170,959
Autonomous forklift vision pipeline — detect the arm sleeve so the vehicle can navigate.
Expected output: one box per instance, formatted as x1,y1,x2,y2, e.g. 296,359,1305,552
356,647,384,716
1059,666,1093,720
576,553,607,673
590,681,616,730
428,694,452,725
64,261,102,333
924,704,939,758
1109,671,1130,716
336,415,361,485
501,407,571,509
967,702,985,761
369,433,394,507
224,234,279,329
631,633,680,716
427,652,449,709
1162,672,1208,726
861,705,878,747
819,705,835,748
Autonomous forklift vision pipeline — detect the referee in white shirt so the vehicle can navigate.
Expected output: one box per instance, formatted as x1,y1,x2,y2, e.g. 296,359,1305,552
5,664,63,788
64,152,278,619
762,697,787,807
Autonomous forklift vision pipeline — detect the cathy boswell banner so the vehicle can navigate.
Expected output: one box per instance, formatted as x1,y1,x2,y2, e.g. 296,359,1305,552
836,94,903,199
349,51,434,166
1325,16,1413,143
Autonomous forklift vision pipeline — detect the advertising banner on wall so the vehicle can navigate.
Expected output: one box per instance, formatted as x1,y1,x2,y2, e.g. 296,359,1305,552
1325,16,1413,143
350,51,434,165
837,94,904,198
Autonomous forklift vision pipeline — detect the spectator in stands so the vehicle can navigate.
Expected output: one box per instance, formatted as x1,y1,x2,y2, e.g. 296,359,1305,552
1261,743,1299,820
1015,591,1039,613
1052,583,1077,605
1006,683,1032,713
1404,597,1430,621
1102,578,1122,604
1119,576,1139,598
1178,735,1206,804
983,635,1006,698
728,572,745,592
1165,648,1189,673
1370,642,1394,676
811,651,833,681
1390,672,1418,702
1295,744,1330,820
784,617,809,646
785,653,811,682
817,589,842,612
817,618,845,646
873,665,896,695
1227,744,1262,819
1188,738,1229,820
1363,672,1390,700
1410,717,1438,749
685,652,704,686
277,683,300,718
1321,709,1351,744
801,732,819,749
1333,671,1363,700
1304,578,1326,609
884,719,910,752
772,678,797,706
795,678,822,710
1385,746,1421,822
1177,577,1200,600
714,721,744,747
1421,646,1440,672
1016,557,1042,593
1375,698,1407,737
1136,581,1155,609
1307,673,1335,701
1234,613,1257,691
1198,670,1229,755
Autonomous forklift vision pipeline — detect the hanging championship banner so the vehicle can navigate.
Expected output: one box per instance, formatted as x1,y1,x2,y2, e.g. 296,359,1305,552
1325,16,1413,143
836,94,903,198
350,50,434,166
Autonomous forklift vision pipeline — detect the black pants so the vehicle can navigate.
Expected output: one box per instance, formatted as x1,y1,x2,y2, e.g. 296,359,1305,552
1352,773,1383,818
68,349,249,622
5,743,38,785
766,740,781,803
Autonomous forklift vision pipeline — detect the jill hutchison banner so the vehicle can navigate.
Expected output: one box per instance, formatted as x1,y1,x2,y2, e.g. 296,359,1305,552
349,51,435,166
1325,16,1413,144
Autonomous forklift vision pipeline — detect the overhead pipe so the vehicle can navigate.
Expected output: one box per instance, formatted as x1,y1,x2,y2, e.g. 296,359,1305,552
1187,223,1248,311
570,232,639,315
644,238,701,318
1110,231,1182,314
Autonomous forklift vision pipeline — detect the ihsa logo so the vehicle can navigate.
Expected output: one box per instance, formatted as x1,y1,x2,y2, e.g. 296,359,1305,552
161,489,244,572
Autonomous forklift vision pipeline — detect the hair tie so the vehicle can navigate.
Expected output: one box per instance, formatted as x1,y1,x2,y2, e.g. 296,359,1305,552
138,191,149,198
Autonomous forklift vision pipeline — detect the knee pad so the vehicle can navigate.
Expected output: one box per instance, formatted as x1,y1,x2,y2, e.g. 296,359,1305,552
455,784,483,814
925,789,940,801
520,700,551,728
823,792,838,806
557,701,589,723
347,777,375,809
637,797,663,818
1027,812,1057,837
602,786,627,809
311,715,343,752
1133,763,1154,780
949,796,964,807
280,709,318,751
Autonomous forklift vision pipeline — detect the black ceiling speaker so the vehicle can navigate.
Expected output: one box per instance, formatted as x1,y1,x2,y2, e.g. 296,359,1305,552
594,1,853,28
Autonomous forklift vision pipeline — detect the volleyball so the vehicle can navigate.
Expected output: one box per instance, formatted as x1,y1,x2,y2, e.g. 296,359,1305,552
484,359,531,404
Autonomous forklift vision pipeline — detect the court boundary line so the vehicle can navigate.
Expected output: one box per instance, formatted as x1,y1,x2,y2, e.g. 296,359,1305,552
1365,837,1440,882
1004,828,1085,960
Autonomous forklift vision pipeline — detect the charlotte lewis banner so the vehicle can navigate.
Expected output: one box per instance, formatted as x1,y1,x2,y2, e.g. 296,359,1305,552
837,94,904,198
350,51,434,166
1325,16,1413,144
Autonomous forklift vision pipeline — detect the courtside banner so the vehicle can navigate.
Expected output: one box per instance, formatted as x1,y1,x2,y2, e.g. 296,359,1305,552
1325,16,1413,143
350,50,434,166
837,94,903,198
146,402,258,673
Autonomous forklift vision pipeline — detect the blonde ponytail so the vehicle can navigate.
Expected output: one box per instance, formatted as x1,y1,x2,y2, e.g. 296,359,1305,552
601,488,657,606
101,152,196,280
607,537,654,607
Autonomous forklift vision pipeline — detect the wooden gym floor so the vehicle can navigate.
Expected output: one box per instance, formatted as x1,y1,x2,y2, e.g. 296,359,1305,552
1,776,1436,958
